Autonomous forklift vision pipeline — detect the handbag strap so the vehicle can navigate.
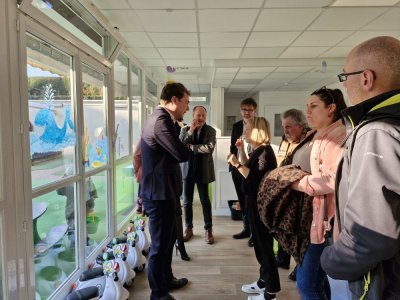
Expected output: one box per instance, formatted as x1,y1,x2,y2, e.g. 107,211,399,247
323,194,329,233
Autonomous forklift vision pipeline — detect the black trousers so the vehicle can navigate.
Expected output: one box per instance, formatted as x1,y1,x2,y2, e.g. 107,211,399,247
231,169,250,232
142,198,176,298
183,178,212,230
247,195,281,294
277,244,291,267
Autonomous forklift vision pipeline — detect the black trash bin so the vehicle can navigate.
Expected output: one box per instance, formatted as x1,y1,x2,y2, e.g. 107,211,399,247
228,200,242,221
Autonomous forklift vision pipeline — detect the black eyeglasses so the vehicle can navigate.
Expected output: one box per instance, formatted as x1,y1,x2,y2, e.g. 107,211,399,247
314,86,335,104
337,70,364,82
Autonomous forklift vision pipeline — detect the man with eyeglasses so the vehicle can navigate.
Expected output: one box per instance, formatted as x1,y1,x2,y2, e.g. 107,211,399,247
321,36,400,299
229,98,257,246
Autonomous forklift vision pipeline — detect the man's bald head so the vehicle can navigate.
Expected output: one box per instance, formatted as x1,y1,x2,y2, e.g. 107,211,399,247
343,36,400,104
350,36,400,89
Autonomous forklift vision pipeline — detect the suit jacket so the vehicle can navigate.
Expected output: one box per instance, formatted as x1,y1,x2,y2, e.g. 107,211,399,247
179,124,216,184
140,107,190,201
229,120,244,172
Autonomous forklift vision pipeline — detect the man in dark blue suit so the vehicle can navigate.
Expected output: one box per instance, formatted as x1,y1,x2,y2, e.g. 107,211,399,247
141,82,191,300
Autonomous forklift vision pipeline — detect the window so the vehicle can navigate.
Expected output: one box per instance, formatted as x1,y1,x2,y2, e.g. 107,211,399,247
0,214,4,299
33,189,75,299
21,13,119,299
0,135,2,297
27,33,76,189
145,77,158,120
115,161,136,226
131,63,142,150
82,64,108,170
114,62,142,227
114,54,129,159
85,172,108,258
31,0,118,57
145,76,158,98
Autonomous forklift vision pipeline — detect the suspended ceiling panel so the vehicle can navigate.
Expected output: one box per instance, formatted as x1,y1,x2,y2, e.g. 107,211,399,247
92,0,400,96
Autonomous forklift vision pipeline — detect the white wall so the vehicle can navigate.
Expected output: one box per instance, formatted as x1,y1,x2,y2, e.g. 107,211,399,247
209,87,224,136
223,99,241,136
212,137,237,216
258,91,309,144
223,94,259,136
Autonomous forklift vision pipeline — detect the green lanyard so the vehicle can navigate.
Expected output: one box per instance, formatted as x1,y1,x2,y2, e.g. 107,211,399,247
359,271,371,300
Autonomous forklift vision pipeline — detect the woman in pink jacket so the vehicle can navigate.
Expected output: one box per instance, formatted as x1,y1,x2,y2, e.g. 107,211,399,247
291,87,347,299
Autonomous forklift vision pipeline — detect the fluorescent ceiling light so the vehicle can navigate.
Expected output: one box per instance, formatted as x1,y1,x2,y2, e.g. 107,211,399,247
190,96,207,102
331,0,398,6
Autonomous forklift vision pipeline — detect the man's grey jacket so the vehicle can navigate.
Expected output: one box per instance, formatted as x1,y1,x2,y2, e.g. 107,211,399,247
179,124,216,184
321,89,400,299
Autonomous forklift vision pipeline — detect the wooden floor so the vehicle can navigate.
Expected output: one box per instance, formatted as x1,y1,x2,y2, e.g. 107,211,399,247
128,201,301,300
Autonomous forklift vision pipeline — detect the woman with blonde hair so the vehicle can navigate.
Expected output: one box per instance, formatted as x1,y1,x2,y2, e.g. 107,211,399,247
228,117,280,300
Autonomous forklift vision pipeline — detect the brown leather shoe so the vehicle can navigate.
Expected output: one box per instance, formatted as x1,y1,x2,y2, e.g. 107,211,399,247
205,229,214,244
183,228,193,242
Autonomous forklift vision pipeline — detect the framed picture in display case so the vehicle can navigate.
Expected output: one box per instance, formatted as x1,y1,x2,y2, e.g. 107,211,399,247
274,113,284,137
264,105,303,145
226,116,236,131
